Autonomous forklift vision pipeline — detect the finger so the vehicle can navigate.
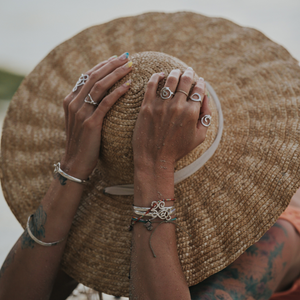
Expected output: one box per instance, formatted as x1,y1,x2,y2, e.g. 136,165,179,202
143,72,165,105
86,55,118,76
65,55,119,129
175,67,194,102
89,79,132,126
84,60,133,103
68,54,131,128
81,52,129,94
163,69,181,98
189,77,206,104
196,94,212,136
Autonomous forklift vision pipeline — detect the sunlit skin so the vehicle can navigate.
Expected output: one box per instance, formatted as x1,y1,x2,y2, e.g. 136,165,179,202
1,51,300,299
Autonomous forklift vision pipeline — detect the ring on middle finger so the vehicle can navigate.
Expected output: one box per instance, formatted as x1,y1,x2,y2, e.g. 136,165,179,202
84,94,98,107
177,89,189,97
160,87,175,100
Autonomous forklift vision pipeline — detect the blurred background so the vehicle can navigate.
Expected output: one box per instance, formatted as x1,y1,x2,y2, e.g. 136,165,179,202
0,0,299,299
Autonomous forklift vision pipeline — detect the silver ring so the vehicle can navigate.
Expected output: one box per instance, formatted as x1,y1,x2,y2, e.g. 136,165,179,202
72,74,89,92
189,93,202,102
201,115,212,127
84,94,98,107
177,89,189,97
160,87,174,100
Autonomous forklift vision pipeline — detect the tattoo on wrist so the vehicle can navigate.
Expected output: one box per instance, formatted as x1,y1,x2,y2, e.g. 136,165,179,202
53,172,67,186
21,205,47,249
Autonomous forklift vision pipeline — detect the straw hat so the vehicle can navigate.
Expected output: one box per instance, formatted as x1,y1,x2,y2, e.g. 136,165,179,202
1,12,300,297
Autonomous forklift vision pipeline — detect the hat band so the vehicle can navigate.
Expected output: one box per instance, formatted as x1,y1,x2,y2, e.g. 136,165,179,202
104,82,223,195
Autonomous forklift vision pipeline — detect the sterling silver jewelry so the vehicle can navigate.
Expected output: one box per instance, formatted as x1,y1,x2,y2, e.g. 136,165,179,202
53,162,88,184
133,201,175,221
160,87,174,100
26,215,65,246
201,115,212,127
177,89,189,97
189,93,202,102
72,74,89,92
84,94,98,107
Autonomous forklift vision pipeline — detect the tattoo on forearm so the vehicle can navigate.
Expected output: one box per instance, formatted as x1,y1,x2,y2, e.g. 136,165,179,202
190,231,285,300
0,243,17,279
21,205,47,249
53,173,67,185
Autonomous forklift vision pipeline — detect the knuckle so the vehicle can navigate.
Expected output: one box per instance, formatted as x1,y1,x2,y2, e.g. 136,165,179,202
83,118,96,130
94,81,105,93
181,75,192,85
68,102,77,115
89,71,99,82
147,81,156,90
75,110,86,122
167,75,178,86
63,96,71,110
140,104,153,116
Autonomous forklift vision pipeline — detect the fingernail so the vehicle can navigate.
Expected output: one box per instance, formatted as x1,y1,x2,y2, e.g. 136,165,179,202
108,55,118,60
160,72,165,76
199,77,204,81
126,61,133,68
119,52,129,60
187,67,193,70
123,79,132,86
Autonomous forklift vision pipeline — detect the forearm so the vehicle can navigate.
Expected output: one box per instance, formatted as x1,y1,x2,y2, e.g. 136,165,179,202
0,174,84,300
130,165,191,300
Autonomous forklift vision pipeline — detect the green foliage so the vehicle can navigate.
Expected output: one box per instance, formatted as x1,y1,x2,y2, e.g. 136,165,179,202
0,69,24,100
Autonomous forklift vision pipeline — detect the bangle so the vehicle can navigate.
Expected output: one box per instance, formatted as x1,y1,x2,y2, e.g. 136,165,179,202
26,215,66,246
53,162,88,184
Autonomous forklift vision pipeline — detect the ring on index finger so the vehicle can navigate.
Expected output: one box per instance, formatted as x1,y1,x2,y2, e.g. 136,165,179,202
84,94,98,107
72,74,89,92
160,87,174,100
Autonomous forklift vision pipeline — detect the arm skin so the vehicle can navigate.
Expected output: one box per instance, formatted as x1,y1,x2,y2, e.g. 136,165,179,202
130,69,211,300
0,52,132,300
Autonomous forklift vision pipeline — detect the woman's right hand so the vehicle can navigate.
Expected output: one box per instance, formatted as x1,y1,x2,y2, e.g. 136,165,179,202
60,52,132,179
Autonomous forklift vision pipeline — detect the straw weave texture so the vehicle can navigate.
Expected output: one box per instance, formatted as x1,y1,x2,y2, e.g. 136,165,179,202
1,12,300,297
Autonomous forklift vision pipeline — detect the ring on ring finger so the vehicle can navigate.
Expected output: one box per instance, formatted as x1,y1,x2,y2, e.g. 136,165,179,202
160,87,175,100
189,93,202,102
84,94,98,107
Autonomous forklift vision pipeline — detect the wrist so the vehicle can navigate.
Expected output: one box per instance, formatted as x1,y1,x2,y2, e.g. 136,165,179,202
134,164,175,207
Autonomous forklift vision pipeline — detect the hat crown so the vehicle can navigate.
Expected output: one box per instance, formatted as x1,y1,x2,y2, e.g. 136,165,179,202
99,51,218,185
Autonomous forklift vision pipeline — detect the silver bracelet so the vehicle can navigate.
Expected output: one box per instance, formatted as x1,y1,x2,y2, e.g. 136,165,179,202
26,215,66,246
53,162,88,184
133,201,175,221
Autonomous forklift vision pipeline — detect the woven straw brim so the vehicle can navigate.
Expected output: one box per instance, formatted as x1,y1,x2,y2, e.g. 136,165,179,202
1,12,300,297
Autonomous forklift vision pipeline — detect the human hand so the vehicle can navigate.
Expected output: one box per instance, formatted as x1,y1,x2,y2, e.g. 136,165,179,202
60,53,132,179
133,67,211,171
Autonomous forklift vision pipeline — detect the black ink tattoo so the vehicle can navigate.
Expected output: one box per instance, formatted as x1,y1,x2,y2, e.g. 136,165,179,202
273,223,288,237
0,243,18,279
21,205,47,249
53,172,67,185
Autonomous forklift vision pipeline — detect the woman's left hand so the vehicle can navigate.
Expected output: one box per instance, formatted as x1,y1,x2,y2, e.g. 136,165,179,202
133,67,211,170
